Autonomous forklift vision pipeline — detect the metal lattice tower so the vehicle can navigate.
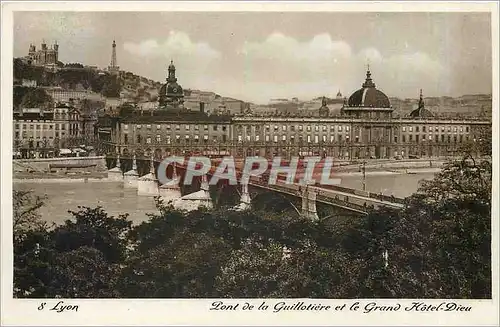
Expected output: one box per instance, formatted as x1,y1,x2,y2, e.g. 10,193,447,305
110,40,117,68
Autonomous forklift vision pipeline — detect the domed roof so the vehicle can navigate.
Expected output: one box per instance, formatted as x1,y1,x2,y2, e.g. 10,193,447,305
347,69,391,108
410,107,433,118
410,89,433,118
166,82,183,95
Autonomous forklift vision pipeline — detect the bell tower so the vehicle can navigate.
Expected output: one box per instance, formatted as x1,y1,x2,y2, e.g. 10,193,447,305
167,60,177,83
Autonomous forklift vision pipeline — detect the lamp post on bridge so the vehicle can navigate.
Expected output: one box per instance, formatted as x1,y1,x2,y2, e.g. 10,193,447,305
361,160,366,191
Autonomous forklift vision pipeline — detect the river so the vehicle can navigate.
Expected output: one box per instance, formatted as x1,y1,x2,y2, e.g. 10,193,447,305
13,172,436,225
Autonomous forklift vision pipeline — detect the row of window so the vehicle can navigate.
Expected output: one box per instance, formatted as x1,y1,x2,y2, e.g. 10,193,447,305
401,126,470,133
396,134,470,143
15,132,65,139
123,133,475,145
240,125,352,132
124,124,229,132
125,134,228,145
15,123,68,130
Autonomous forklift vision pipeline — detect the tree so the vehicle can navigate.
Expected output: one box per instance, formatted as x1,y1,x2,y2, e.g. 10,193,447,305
215,240,285,297
19,88,53,109
102,75,122,98
51,207,132,263
64,63,84,68
46,246,122,298
13,190,50,243
14,205,132,298
121,230,231,297
118,103,136,117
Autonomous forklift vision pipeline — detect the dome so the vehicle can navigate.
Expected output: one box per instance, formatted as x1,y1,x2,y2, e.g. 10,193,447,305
410,107,433,118
410,89,433,118
347,70,391,108
166,82,183,96
348,88,391,108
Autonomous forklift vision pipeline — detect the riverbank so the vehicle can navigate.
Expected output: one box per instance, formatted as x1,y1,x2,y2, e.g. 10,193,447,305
333,159,445,172
13,178,112,184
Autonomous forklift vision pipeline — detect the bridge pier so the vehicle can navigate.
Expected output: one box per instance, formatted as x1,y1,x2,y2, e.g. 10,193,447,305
235,182,251,211
174,174,213,210
137,155,159,196
107,153,123,181
301,187,319,220
199,174,213,209
124,154,139,188
159,166,182,203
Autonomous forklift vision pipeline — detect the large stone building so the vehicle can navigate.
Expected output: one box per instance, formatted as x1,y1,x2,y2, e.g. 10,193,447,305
13,103,97,158
27,41,59,69
97,64,491,160
42,86,104,104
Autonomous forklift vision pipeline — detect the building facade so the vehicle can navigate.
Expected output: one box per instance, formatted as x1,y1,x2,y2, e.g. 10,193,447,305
43,87,105,104
98,65,491,160
13,104,96,158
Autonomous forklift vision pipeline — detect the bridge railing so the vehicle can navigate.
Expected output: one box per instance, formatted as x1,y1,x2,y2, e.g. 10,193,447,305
315,182,405,204
367,192,406,204
315,183,358,196
316,194,368,212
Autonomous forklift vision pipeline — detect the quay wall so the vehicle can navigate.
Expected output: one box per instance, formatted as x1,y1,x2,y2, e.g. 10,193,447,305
14,156,107,172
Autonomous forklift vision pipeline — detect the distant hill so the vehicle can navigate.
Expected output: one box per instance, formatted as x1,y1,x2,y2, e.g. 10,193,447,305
389,94,492,118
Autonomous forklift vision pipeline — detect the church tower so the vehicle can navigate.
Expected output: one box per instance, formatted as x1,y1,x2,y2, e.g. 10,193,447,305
158,60,184,108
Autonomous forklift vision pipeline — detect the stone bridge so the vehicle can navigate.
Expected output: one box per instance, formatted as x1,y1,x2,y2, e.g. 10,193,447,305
105,155,406,218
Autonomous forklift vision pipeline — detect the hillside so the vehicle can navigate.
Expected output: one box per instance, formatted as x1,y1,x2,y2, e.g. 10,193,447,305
118,70,162,102
13,58,245,108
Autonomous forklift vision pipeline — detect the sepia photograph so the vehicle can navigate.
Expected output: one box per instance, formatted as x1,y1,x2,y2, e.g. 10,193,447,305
1,2,498,326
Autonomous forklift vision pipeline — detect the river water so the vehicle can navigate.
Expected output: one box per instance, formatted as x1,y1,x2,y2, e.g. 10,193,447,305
13,172,435,225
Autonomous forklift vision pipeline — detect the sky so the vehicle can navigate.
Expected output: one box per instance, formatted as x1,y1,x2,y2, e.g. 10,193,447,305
14,12,492,104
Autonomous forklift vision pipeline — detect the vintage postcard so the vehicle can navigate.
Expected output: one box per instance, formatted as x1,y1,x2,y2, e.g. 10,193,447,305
1,1,498,326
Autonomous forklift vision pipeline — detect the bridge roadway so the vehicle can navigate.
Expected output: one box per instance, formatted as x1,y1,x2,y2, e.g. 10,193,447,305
172,163,405,214
247,178,404,214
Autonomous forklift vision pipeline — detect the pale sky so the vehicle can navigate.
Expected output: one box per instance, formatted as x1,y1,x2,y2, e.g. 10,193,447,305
14,12,492,104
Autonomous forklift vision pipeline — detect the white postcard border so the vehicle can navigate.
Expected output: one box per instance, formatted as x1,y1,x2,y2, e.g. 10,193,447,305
1,1,499,326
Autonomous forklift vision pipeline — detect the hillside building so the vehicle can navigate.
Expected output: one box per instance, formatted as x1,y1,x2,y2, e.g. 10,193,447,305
27,41,59,69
